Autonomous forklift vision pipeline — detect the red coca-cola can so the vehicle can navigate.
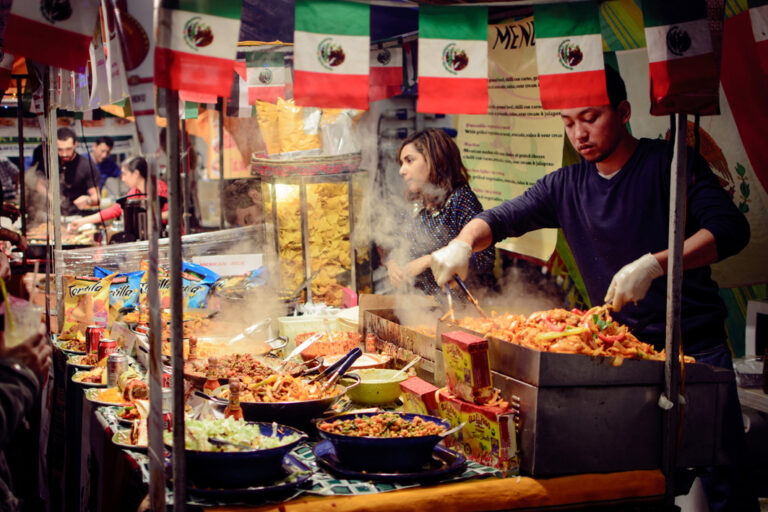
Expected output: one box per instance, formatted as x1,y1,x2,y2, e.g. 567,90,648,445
162,367,172,388
85,325,105,354
98,338,118,361
162,411,173,432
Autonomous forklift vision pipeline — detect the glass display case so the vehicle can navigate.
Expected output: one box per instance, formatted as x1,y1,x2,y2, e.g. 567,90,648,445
260,170,371,307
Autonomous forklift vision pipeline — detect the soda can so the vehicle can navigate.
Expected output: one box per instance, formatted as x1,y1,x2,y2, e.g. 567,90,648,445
98,338,118,361
162,388,173,432
85,325,105,354
162,411,173,432
162,366,172,388
106,352,128,388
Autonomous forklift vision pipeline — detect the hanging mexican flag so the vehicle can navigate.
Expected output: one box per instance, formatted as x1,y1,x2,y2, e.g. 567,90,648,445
293,0,370,110
749,0,768,74
642,1,720,115
370,46,403,102
246,52,286,104
155,0,242,97
534,2,609,110
417,5,488,114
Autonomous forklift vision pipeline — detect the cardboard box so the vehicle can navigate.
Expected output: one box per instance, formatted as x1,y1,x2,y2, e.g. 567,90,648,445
400,376,439,416
441,330,492,402
438,388,518,474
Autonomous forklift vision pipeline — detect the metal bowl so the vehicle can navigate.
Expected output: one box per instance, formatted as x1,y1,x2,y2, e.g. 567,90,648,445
316,412,451,473
208,375,359,426
182,422,308,489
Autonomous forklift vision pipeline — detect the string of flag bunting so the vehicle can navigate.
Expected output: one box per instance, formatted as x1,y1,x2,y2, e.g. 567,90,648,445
0,1,763,116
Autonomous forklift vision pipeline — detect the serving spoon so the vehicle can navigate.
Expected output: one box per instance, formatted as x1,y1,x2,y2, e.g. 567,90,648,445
387,356,422,382
439,422,467,439
207,437,254,451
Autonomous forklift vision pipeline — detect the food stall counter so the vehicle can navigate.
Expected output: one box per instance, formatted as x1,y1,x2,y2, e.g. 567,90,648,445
208,469,665,512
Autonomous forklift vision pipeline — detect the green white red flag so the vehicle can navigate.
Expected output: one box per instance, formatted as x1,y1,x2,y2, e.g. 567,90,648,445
227,61,253,117
3,0,100,71
749,0,768,74
534,2,609,110
155,0,242,97
293,0,370,110
370,46,403,102
417,5,488,114
246,52,286,104
642,1,720,115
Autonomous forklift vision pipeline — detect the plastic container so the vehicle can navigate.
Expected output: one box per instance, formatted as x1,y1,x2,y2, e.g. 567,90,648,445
734,356,764,388
277,315,339,348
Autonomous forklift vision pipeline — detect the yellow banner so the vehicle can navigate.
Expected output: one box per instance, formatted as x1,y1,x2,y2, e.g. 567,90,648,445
457,16,565,262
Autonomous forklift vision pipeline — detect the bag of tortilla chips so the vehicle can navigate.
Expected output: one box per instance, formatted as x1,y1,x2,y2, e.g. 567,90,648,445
60,274,114,341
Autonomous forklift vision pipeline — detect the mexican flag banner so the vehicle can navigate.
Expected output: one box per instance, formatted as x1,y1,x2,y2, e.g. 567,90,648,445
534,2,609,110
370,46,403,102
3,0,100,71
155,0,242,97
293,0,370,110
246,52,286,104
749,0,768,74
417,5,488,114
642,0,720,115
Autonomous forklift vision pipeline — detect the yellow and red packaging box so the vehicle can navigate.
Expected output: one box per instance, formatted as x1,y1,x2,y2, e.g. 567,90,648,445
400,376,439,416
437,388,519,474
441,330,493,403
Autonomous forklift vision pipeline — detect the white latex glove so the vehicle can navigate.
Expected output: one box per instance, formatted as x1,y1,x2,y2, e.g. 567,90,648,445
604,253,664,312
430,239,472,287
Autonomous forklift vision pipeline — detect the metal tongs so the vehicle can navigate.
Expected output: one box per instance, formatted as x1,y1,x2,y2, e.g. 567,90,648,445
454,275,488,318
311,347,362,392
227,317,272,345
444,284,455,323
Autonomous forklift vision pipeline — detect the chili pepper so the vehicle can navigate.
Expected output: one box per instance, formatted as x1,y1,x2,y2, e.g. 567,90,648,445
543,318,565,332
571,308,583,316
597,332,627,344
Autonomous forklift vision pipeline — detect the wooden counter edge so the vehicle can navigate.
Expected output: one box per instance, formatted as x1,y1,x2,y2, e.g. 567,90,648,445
211,469,664,512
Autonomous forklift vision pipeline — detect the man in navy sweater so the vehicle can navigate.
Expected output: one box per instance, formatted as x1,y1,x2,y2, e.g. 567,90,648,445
431,68,755,511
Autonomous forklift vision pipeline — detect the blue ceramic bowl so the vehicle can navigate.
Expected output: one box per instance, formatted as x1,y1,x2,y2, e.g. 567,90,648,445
183,422,307,489
316,412,451,473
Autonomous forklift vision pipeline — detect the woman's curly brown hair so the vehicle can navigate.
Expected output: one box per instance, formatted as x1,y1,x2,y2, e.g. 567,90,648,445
398,128,469,207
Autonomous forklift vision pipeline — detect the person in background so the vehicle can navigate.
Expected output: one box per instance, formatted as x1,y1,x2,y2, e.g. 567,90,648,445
222,179,262,227
67,155,169,231
85,136,121,189
0,252,51,511
0,164,27,253
36,127,100,216
430,67,756,511
384,128,495,296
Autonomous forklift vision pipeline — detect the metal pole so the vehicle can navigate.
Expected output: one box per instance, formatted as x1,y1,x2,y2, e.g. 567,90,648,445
146,151,166,512
15,76,26,243
217,98,225,229
180,118,190,234
47,67,62,323
662,113,687,505
165,89,186,512
299,177,312,303
347,173,356,292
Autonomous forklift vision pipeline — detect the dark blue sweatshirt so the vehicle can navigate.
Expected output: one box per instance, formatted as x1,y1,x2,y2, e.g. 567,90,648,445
477,138,750,352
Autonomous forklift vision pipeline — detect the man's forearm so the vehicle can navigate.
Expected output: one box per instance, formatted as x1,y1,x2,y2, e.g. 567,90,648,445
652,228,718,274
456,218,494,253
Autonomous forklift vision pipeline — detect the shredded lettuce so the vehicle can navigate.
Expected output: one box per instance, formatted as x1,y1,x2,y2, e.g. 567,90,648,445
163,417,300,452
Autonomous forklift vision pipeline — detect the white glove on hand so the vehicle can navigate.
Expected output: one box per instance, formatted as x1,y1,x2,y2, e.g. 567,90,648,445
430,239,472,287
604,253,664,312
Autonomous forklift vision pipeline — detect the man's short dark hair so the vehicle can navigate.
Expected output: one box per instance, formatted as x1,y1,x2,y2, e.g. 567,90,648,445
95,136,114,148
605,65,627,110
57,126,77,143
